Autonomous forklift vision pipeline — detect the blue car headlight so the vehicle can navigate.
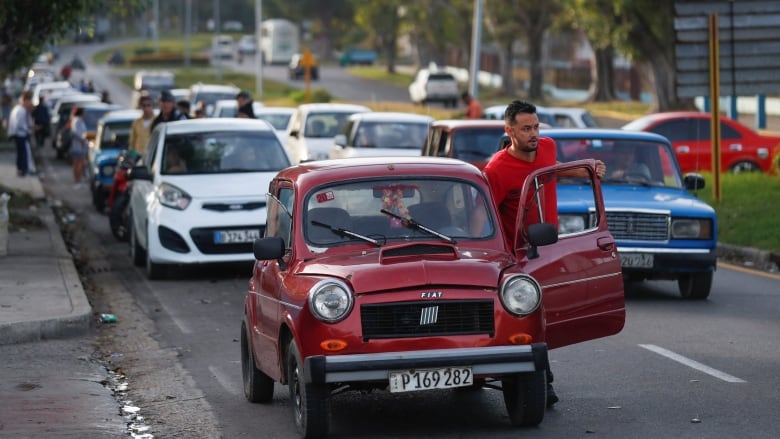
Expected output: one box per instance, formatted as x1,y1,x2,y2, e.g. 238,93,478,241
558,214,588,235
671,218,712,239
101,165,115,177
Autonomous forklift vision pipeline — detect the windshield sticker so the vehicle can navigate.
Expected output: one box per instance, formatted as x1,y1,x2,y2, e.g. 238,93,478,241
316,191,335,203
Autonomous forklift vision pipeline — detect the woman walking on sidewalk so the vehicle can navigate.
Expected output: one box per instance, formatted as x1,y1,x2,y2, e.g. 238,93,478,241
69,107,88,188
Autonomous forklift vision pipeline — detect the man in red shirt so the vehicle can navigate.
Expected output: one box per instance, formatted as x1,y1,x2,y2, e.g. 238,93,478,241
482,99,606,408
462,91,484,119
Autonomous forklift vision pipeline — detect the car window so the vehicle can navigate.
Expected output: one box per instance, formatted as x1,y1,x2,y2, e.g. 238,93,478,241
304,178,494,247
649,119,692,142
146,129,161,170
450,127,506,161
354,121,429,149
720,121,741,139
556,137,682,188
161,131,290,175
256,113,292,130
428,73,455,81
100,120,132,149
304,112,355,138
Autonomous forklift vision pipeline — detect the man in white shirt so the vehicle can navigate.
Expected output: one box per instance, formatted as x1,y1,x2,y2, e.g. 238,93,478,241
7,90,35,176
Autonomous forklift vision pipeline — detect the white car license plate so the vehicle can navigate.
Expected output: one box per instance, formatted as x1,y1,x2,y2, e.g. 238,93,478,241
619,253,653,268
388,367,473,393
214,229,261,244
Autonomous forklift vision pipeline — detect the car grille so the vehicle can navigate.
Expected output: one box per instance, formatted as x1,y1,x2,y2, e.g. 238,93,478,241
189,225,265,255
361,299,494,340
605,211,669,241
202,201,265,212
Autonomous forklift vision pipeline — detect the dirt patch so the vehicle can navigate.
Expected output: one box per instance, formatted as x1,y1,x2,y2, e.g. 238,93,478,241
0,183,45,231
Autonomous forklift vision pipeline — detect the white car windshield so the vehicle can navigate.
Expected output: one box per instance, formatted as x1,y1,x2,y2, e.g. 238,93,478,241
161,131,290,175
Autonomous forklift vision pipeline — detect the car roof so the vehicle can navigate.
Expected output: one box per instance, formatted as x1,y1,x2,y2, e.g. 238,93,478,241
254,106,295,115
99,109,143,122
277,156,484,187
431,119,506,129
80,102,123,111
56,93,101,105
296,103,372,114
347,111,434,123
541,128,672,144
160,118,278,134
190,83,240,93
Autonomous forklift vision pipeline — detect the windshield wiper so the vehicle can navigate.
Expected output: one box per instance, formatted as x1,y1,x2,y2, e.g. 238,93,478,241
311,220,382,247
380,209,456,244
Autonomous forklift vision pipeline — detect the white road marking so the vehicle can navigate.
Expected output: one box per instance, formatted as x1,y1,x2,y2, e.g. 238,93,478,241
639,344,746,383
209,364,241,395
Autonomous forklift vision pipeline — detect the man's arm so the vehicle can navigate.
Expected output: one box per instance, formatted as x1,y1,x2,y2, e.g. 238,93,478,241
557,160,606,179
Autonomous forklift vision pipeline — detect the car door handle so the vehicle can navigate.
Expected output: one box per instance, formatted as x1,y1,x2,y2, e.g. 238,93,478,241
597,236,615,251
728,143,742,151
676,145,690,154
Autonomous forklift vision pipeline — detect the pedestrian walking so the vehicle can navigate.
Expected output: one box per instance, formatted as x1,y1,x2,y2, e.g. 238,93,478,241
151,90,188,131
129,94,155,157
32,95,51,148
7,90,35,176
236,90,255,118
68,107,89,188
462,91,484,119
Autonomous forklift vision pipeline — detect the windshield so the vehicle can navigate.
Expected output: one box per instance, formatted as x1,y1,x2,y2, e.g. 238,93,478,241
304,178,495,247
353,121,429,149
556,137,683,188
304,112,359,138
161,131,290,175
451,127,506,162
98,120,132,149
256,113,292,130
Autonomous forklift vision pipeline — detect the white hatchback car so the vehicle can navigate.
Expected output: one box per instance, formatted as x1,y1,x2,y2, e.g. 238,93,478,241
128,118,292,279
329,112,433,159
211,99,265,118
283,103,371,163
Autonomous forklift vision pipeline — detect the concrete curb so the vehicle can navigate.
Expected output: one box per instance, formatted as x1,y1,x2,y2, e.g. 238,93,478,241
717,242,780,272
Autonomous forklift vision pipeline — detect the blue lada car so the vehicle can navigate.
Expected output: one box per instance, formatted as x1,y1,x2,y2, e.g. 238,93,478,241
88,109,141,212
546,129,717,300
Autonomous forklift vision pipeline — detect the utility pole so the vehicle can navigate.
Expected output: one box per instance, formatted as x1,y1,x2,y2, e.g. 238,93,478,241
256,0,263,100
214,0,222,81
469,0,484,98
184,0,192,67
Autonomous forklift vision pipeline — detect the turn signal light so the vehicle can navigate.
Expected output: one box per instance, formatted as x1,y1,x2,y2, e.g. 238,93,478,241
320,339,348,351
508,333,533,345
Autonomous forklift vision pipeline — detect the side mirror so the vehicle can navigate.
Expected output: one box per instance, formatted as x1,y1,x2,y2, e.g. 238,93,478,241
253,236,285,260
289,129,300,138
684,173,706,191
526,222,558,259
127,165,152,181
333,134,347,147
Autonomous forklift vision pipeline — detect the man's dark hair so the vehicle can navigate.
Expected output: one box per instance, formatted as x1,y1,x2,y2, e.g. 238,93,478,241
504,100,536,125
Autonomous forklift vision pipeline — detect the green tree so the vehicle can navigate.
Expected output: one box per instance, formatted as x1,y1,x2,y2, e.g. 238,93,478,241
0,0,145,78
353,0,403,73
402,0,471,69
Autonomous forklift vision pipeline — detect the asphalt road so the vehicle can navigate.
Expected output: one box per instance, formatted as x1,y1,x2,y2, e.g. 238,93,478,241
33,41,780,438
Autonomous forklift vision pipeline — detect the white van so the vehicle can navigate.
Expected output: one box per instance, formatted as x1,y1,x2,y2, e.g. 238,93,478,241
260,18,299,64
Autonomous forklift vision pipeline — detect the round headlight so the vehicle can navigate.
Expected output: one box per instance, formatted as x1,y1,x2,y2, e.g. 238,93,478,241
102,165,115,177
500,275,542,316
309,279,353,323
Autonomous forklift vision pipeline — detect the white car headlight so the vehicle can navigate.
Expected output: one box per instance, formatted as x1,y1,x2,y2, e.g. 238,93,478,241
558,214,587,235
671,218,711,239
309,279,353,323
156,182,191,210
500,275,542,316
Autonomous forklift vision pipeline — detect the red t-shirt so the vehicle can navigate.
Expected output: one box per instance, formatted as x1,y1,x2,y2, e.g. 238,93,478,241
483,137,558,247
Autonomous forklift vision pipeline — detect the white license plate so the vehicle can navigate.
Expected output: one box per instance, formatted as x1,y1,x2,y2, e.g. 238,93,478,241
388,367,473,393
214,229,261,244
620,253,654,268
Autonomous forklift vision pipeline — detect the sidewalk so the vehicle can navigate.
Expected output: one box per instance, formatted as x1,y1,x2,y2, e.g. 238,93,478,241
0,147,92,345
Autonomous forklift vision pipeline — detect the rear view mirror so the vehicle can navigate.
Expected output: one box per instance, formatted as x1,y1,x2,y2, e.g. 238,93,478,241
684,173,706,191
127,165,152,181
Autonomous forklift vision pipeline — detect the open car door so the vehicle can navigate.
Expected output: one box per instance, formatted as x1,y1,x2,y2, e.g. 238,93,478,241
515,159,625,349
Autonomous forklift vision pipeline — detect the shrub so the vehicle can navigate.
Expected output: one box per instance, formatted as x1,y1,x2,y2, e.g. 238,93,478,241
290,88,332,104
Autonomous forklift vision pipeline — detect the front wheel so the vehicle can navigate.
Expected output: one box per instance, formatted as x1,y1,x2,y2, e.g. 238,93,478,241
502,370,546,427
678,271,713,300
730,160,761,173
241,322,274,403
288,341,329,438
145,248,167,280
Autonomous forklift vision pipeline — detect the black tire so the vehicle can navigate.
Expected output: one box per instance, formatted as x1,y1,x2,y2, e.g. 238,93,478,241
130,218,145,267
502,370,547,427
678,271,713,300
241,322,274,403
109,192,130,241
145,249,166,280
288,341,329,438
92,187,106,213
730,160,761,173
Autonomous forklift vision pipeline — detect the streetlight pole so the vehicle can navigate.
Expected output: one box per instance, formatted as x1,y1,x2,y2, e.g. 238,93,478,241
469,0,483,98
255,0,263,100
214,0,222,81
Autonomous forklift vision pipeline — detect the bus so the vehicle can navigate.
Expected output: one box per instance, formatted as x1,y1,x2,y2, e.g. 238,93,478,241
260,19,299,65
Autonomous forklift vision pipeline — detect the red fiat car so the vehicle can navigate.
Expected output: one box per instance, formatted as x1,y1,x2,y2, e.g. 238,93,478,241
622,111,780,174
241,157,625,437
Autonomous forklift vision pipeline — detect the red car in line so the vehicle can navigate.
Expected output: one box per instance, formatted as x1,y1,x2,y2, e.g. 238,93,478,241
241,156,625,437
622,111,780,174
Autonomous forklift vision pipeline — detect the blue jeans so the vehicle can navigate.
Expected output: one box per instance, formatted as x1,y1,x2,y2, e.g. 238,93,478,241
14,135,29,175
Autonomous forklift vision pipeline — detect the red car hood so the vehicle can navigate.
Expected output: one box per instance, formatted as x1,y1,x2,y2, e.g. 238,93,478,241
297,243,514,293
